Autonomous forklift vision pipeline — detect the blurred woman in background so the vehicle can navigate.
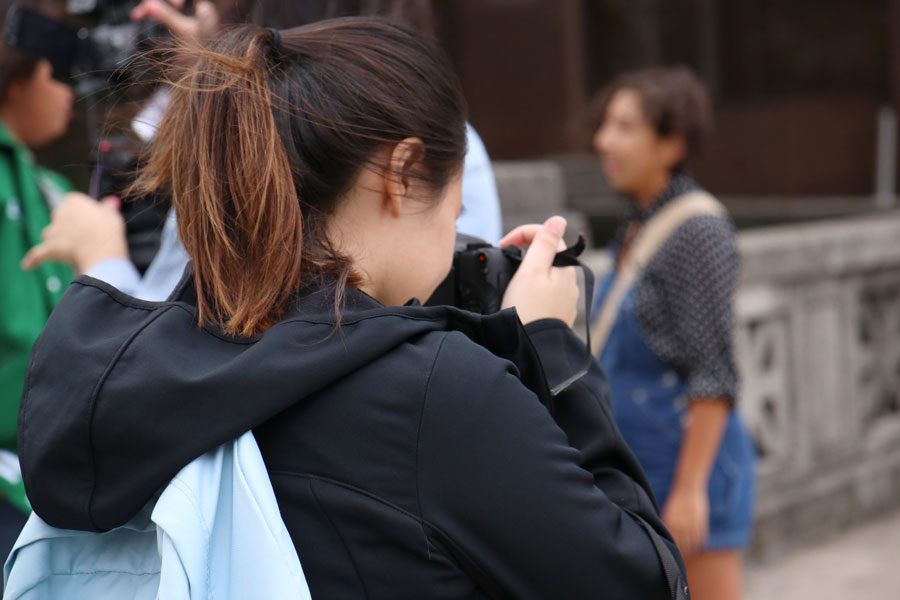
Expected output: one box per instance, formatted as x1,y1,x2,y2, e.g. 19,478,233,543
591,67,756,600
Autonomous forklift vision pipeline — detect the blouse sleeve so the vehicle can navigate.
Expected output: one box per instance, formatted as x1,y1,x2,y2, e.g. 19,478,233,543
652,215,740,405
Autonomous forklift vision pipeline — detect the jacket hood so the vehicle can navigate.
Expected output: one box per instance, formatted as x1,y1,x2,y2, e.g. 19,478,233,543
20,272,549,532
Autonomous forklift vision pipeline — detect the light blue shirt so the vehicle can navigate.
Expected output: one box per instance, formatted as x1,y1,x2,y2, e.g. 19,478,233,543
459,124,503,244
88,125,502,300
4,432,311,599
87,209,189,302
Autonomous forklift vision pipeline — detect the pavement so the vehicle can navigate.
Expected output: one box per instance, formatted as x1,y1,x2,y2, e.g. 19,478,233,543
745,508,900,600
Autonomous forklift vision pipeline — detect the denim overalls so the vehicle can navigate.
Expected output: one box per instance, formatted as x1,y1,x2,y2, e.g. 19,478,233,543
595,271,756,550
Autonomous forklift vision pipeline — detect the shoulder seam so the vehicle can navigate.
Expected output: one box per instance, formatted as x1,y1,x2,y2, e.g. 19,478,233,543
415,332,452,559
84,305,175,530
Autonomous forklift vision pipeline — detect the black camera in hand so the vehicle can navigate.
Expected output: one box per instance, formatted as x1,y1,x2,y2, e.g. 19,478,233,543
427,232,588,315
429,232,592,395
426,234,523,314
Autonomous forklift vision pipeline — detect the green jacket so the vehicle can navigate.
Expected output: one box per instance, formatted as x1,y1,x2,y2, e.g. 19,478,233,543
0,122,72,512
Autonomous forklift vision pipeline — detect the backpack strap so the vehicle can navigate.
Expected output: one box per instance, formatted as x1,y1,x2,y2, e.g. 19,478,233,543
591,191,726,358
625,509,691,600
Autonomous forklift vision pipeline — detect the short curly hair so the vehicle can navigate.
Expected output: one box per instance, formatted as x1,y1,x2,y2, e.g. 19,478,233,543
590,66,713,170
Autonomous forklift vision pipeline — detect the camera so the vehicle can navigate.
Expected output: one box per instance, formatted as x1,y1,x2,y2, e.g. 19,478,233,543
427,233,587,315
427,234,525,314
428,232,592,395
3,1,168,95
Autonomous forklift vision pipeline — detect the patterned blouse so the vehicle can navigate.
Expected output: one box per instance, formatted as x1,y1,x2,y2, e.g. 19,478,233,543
611,173,740,404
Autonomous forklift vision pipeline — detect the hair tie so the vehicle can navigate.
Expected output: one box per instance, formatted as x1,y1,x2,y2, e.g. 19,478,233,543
267,27,282,52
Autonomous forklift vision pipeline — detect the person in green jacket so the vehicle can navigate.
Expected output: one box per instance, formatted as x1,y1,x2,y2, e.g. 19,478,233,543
0,3,76,557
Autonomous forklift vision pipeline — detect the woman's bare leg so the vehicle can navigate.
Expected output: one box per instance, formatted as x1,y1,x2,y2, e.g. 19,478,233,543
685,550,744,600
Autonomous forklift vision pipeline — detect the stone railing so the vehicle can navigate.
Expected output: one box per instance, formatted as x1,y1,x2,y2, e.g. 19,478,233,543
730,213,900,559
493,161,900,560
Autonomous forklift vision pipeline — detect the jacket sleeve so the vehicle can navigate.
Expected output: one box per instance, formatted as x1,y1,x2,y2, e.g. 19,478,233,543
416,328,684,599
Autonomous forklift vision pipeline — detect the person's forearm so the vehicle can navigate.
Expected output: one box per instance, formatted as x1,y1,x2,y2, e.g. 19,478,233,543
672,399,730,493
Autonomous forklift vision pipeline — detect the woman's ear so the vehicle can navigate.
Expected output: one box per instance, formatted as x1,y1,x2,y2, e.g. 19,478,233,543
384,137,426,217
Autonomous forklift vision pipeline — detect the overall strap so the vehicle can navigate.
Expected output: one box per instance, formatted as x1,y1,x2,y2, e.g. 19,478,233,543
591,191,726,358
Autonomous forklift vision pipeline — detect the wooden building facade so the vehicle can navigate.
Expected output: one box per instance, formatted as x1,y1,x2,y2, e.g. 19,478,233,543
435,0,898,197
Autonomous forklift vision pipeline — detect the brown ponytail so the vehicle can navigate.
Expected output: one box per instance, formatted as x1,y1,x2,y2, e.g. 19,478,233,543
130,19,467,336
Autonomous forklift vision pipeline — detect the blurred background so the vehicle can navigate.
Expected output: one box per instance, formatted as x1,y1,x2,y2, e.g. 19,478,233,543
432,0,900,233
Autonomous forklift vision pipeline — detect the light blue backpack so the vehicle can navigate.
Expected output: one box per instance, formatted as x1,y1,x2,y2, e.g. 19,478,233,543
4,432,311,599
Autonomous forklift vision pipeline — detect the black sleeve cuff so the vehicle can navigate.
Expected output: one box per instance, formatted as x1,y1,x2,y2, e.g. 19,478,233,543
523,319,592,395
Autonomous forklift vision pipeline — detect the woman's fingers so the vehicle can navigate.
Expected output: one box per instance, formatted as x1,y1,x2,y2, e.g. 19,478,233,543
194,1,220,35
500,216,578,326
21,242,54,271
101,195,121,211
518,217,567,276
694,514,709,552
131,0,202,40
500,224,543,248
674,523,695,557
501,219,569,253
22,192,129,273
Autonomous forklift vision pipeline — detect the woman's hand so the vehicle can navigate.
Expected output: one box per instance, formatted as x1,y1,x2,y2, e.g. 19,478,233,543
500,216,578,327
21,192,128,274
662,485,709,557
131,0,219,42
664,399,729,557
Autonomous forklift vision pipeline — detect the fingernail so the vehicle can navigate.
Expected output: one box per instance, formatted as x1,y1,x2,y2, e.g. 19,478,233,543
545,216,567,237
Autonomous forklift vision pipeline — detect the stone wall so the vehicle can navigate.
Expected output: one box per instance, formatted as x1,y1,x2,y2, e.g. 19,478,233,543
729,214,900,560
492,161,594,246
493,161,900,560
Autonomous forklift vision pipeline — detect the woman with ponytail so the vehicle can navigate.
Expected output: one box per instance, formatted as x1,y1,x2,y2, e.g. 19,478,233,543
17,19,684,599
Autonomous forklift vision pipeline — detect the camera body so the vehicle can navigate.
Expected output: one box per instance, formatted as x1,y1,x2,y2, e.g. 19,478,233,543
427,234,524,314
428,233,592,395
3,1,167,95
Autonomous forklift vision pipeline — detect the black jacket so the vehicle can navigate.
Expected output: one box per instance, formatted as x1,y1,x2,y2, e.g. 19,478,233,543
20,274,684,599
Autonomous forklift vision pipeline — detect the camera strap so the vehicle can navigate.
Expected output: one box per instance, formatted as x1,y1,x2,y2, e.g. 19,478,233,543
545,235,596,396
